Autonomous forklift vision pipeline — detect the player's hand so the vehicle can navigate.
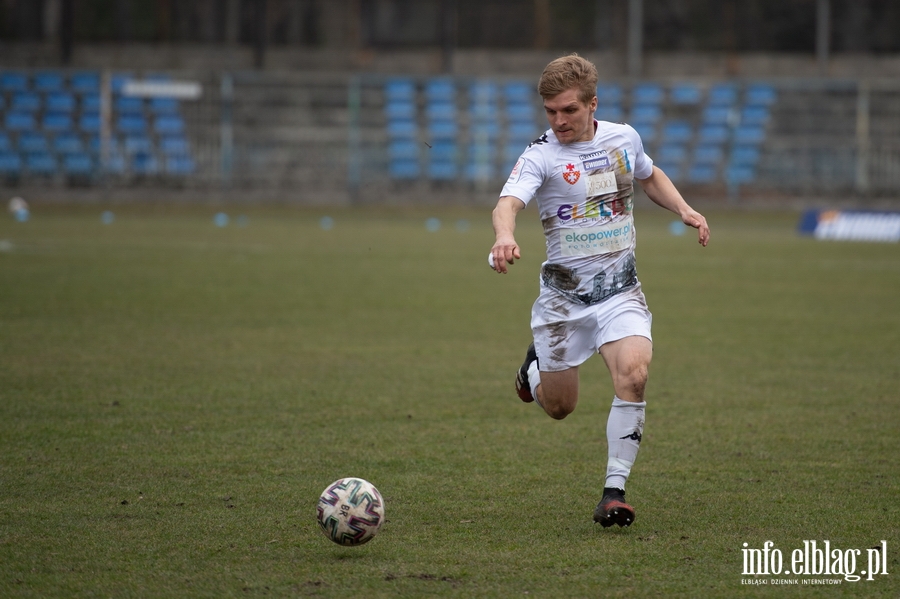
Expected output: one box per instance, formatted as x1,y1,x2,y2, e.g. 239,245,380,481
682,209,710,247
490,241,521,274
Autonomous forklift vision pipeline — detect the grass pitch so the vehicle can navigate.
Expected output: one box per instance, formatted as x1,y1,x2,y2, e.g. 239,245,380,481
0,203,898,598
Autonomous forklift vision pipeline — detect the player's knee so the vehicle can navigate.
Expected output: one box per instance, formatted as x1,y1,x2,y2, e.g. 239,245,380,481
540,393,577,420
620,363,649,401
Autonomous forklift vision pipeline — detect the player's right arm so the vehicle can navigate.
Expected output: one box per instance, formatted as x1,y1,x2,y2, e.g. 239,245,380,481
490,195,526,274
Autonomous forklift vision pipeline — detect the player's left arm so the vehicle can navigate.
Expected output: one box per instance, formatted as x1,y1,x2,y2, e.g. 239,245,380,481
637,166,710,247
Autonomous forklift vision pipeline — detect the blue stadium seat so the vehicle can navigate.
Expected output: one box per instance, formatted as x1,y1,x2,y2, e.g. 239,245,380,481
389,158,420,179
693,145,724,165
111,73,134,94
42,113,73,132
149,97,180,114
426,102,456,121
79,113,101,134
670,83,702,105
506,103,535,121
81,94,101,112
470,120,501,141
633,123,657,145
0,132,10,152
733,125,765,145
746,84,777,107
503,81,532,105
661,121,693,143
385,101,416,120
165,155,195,175
5,112,37,131
657,144,688,163
427,120,457,140
53,132,84,154
26,152,57,175
698,124,729,144
630,105,662,125
507,122,539,143
12,92,41,112
596,84,623,104
387,120,417,139
131,152,159,174
34,71,64,92
154,115,185,135
740,106,770,126
632,83,664,105
70,72,100,94
63,152,93,175
19,132,49,153
688,164,717,183
425,79,455,103
596,105,623,122
89,135,121,156
117,114,147,134
0,151,22,174
115,96,144,114
725,164,755,184
708,83,738,106
0,72,28,92
469,81,497,104
427,160,457,180
124,135,153,154
159,136,190,156
389,140,419,162
46,92,77,113
385,79,416,103
702,106,731,125
731,145,761,166
655,161,682,181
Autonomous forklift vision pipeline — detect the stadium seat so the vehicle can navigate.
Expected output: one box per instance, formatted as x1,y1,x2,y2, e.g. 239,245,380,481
53,132,84,154
725,164,755,184
124,134,153,154
117,114,147,134
165,155,195,174
630,105,662,126
42,113,73,132
385,101,416,120
387,120,417,139
81,94,101,112
670,83,702,105
70,72,100,94
46,92,77,113
698,124,729,144
149,97,180,114
708,83,738,106
63,152,93,175
425,79,456,103
657,144,688,163
389,139,419,162
596,84,623,104
115,96,144,114
0,133,10,152
470,120,501,141
733,125,765,145
745,84,777,107
731,145,761,166
596,105,623,122
740,106,770,126
693,145,724,165
427,160,457,180
425,102,456,121
154,115,185,135
18,132,49,153
0,151,22,174
427,120,457,140
702,106,731,126
12,92,41,112
506,103,535,121
632,83,664,105
79,113,101,134
633,123,657,145
655,161,682,181
687,164,717,183
389,158,420,179
503,81,532,105
464,161,494,181
159,136,191,156
131,152,159,174
33,71,64,92
26,151,57,175
661,121,693,143
111,73,134,94
5,112,37,131
0,72,28,93
385,79,416,103
507,122,539,144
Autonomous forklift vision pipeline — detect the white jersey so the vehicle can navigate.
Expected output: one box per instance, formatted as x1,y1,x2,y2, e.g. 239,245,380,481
501,119,653,305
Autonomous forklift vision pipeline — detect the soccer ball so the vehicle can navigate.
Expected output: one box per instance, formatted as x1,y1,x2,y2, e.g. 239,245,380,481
316,477,385,546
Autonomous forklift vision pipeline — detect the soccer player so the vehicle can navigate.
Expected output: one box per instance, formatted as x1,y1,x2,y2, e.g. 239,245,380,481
490,54,709,527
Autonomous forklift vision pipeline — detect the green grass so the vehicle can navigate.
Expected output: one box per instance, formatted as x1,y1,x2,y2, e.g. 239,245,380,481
0,203,898,598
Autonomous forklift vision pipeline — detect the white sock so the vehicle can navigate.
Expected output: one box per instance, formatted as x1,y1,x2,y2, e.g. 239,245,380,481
527,361,543,407
605,396,646,490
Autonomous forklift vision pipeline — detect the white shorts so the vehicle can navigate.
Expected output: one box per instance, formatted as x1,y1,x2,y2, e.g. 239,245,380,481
530,284,652,372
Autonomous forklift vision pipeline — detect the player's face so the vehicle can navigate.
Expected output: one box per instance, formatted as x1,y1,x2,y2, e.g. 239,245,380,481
543,88,598,144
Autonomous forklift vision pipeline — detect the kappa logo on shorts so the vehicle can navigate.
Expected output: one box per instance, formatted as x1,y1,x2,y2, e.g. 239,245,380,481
562,163,581,185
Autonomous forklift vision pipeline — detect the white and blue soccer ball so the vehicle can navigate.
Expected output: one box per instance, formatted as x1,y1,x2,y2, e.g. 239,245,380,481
316,477,385,546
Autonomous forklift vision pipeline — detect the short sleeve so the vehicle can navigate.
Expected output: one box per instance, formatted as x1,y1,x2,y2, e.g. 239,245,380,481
500,153,544,205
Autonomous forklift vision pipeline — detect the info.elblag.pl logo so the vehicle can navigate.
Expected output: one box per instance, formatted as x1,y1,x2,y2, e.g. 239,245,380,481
741,540,889,585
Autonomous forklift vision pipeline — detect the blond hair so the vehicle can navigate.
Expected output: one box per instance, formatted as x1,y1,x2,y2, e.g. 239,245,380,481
537,53,598,104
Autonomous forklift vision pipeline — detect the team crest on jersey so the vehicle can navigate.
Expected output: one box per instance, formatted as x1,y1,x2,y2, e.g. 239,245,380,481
562,163,580,185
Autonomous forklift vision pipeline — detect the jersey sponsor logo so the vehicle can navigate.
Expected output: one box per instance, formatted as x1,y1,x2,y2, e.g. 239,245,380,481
558,215,633,256
579,150,611,171
584,170,617,196
507,158,524,183
562,163,580,185
557,196,628,221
